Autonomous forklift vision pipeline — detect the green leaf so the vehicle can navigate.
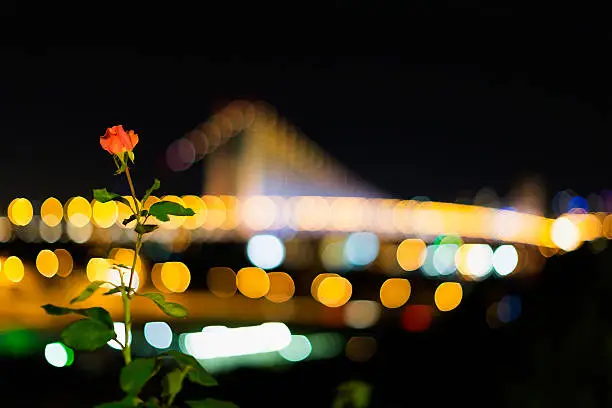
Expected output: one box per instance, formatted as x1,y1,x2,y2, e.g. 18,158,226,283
162,369,184,398
94,396,142,408
42,304,114,329
148,201,195,222
123,214,137,226
140,293,188,318
61,319,116,351
104,287,124,296
186,399,239,408
127,150,135,164
93,188,131,207
165,351,217,386
70,281,107,304
135,224,159,234
142,178,161,205
120,358,158,395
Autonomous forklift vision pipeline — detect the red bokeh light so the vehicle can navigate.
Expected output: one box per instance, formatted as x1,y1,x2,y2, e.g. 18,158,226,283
402,305,433,332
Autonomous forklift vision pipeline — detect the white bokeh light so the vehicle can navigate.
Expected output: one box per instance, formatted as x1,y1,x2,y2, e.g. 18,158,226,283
493,245,519,276
144,321,173,349
344,232,379,267
551,217,581,251
246,234,285,269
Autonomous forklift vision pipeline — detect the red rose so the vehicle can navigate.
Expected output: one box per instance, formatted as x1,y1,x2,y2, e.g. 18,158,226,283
100,125,139,155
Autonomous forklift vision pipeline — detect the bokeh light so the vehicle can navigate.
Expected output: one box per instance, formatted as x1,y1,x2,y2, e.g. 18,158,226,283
236,267,270,298
144,322,173,349
4,256,24,283
41,197,63,227
316,276,352,307
207,267,237,298
493,245,519,276
181,195,207,230
551,216,581,251
344,232,379,267
246,234,285,269
8,198,33,226
161,262,191,293
343,300,381,329
265,272,295,303
434,282,463,312
402,305,433,332
279,335,312,362
396,238,427,271
54,249,74,278
92,200,118,228
380,278,411,308
44,342,74,368
65,196,92,227
36,249,59,278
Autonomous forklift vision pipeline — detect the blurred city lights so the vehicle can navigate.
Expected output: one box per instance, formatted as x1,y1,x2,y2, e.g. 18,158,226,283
380,278,411,309
182,323,291,359
493,245,519,276
279,335,312,362
344,232,379,267
434,282,463,312
44,342,74,368
237,267,270,298
144,322,173,349
246,234,285,269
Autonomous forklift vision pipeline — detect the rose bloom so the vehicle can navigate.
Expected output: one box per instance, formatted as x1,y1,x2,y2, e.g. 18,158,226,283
100,125,139,155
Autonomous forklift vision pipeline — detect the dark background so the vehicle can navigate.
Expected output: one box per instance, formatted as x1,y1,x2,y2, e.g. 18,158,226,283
2,6,612,408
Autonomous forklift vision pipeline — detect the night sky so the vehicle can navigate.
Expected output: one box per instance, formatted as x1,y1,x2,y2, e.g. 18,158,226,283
1,15,611,207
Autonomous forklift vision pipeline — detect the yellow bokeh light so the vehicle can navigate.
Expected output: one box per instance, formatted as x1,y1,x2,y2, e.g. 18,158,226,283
294,196,329,230
36,249,59,278
116,196,140,228
236,267,270,298
201,195,226,230
220,195,240,230
181,195,207,230
92,200,119,228
151,263,171,293
161,262,191,292
265,272,295,303
159,195,187,229
317,276,352,307
311,273,340,301
109,248,144,274
329,197,364,231
86,258,111,282
4,256,25,283
41,197,63,227
66,196,92,227
455,244,494,280
551,216,581,252
396,239,427,271
434,282,463,312
207,267,237,298
603,214,612,239
54,249,74,277
379,278,411,308
8,198,33,226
